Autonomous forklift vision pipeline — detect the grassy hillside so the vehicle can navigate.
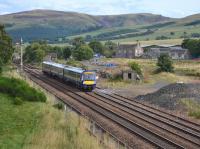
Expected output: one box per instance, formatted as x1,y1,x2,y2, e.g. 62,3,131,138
0,10,200,44
0,9,170,42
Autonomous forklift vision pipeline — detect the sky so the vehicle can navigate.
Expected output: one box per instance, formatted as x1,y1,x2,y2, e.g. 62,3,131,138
0,0,199,18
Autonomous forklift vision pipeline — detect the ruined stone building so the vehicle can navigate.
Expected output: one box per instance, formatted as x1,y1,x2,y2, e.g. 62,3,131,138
115,42,144,58
143,45,190,59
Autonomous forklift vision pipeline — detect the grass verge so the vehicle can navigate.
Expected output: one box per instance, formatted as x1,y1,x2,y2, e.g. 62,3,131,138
180,99,200,119
0,65,102,149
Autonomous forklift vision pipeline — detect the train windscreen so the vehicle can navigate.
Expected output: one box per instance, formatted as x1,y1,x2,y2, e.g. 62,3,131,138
83,72,96,81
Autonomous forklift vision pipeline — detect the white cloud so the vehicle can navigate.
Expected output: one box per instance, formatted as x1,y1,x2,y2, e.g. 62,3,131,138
0,0,199,17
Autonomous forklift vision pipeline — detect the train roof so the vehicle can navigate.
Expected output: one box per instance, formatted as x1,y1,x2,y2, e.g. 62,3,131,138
43,61,65,69
64,66,85,74
43,61,95,74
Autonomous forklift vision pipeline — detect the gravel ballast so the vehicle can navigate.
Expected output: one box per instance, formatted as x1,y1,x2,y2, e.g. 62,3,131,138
135,83,200,110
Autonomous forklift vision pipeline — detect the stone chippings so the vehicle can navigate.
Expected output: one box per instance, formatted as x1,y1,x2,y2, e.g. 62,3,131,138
135,83,200,110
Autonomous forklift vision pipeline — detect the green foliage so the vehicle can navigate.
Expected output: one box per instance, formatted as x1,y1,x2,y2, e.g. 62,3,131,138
182,39,200,58
72,45,94,61
0,93,43,149
0,77,46,102
13,97,23,105
128,62,142,75
53,103,64,110
51,46,63,59
63,46,72,59
103,41,117,58
89,40,103,54
157,54,174,72
24,42,49,63
71,37,85,48
0,24,13,64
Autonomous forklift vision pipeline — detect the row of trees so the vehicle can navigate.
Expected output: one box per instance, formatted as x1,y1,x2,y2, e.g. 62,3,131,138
24,42,72,63
0,25,13,72
24,37,117,63
71,37,116,59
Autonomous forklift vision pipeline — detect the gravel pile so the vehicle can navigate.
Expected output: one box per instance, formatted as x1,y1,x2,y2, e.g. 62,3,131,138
135,83,200,110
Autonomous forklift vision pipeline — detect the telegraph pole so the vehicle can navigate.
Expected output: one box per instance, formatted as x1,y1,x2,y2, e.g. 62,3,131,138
20,37,23,71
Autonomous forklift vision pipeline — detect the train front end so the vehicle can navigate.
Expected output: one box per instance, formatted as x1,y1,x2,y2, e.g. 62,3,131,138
82,71,96,91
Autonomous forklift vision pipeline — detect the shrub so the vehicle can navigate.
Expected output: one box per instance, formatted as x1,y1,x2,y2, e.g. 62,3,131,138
13,97,23,105
0,77,46,102
128,62,142,75
157,54,174,72
53,103,64,110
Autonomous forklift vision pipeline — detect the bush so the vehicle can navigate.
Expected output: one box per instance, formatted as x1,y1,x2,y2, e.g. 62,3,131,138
13,97,23,105
157,54,174,72
53,103,64,110
0,77,46,102
128,62,142,75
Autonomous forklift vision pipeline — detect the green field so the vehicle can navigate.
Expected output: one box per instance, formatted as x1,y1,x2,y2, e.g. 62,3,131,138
68,22,200,45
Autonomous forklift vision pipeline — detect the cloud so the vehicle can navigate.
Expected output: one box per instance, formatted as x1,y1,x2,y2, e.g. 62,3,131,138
0,0,199,17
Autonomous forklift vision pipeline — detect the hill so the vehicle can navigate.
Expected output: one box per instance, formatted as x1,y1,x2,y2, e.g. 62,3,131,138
0,9,171,42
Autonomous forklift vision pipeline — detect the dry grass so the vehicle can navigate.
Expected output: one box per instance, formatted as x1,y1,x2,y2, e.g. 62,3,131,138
23,105,101,149
180,99,200,119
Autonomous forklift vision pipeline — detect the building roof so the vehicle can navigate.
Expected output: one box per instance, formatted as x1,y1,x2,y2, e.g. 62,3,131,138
118,44,137,49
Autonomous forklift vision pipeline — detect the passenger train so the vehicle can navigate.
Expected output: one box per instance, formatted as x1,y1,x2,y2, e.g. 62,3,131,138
42,61,96,91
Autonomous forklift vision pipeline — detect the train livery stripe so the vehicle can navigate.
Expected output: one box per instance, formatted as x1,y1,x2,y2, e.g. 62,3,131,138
83,81,95,85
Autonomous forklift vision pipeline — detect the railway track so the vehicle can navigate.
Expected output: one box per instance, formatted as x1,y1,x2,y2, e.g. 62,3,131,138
23,66,200,149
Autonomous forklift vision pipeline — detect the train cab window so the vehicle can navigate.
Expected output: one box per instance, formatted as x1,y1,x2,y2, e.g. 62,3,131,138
83,72,95,81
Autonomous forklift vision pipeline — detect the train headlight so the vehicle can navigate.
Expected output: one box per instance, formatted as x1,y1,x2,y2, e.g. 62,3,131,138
96,76,99,80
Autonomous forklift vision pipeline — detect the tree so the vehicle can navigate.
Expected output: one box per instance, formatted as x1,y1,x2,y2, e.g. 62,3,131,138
103,41,117,58
157,54,174,72
71,37,85,48
72,45,94,61
51,46,63,59
89,40,103,54
24,42,48,63
63,46,72,60
0,24,13,65
182,39,200,58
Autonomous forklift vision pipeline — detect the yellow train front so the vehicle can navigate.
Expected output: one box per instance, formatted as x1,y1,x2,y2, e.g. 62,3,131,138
42,61,96,91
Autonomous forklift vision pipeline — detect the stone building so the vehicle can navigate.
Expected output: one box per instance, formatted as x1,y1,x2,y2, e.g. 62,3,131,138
143,45,190,59
115,42,144,58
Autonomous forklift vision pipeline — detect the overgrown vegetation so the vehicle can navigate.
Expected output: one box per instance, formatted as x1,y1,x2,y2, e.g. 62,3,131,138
0,67,102,149
0,24,13,71
180,99,200,119
129,62,142,75
182,39,200,58
157,54,174,72
0,77,46,102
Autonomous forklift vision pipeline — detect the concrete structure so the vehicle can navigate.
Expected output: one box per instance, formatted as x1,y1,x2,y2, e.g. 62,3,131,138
115,42,144,58
122,70,139,81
